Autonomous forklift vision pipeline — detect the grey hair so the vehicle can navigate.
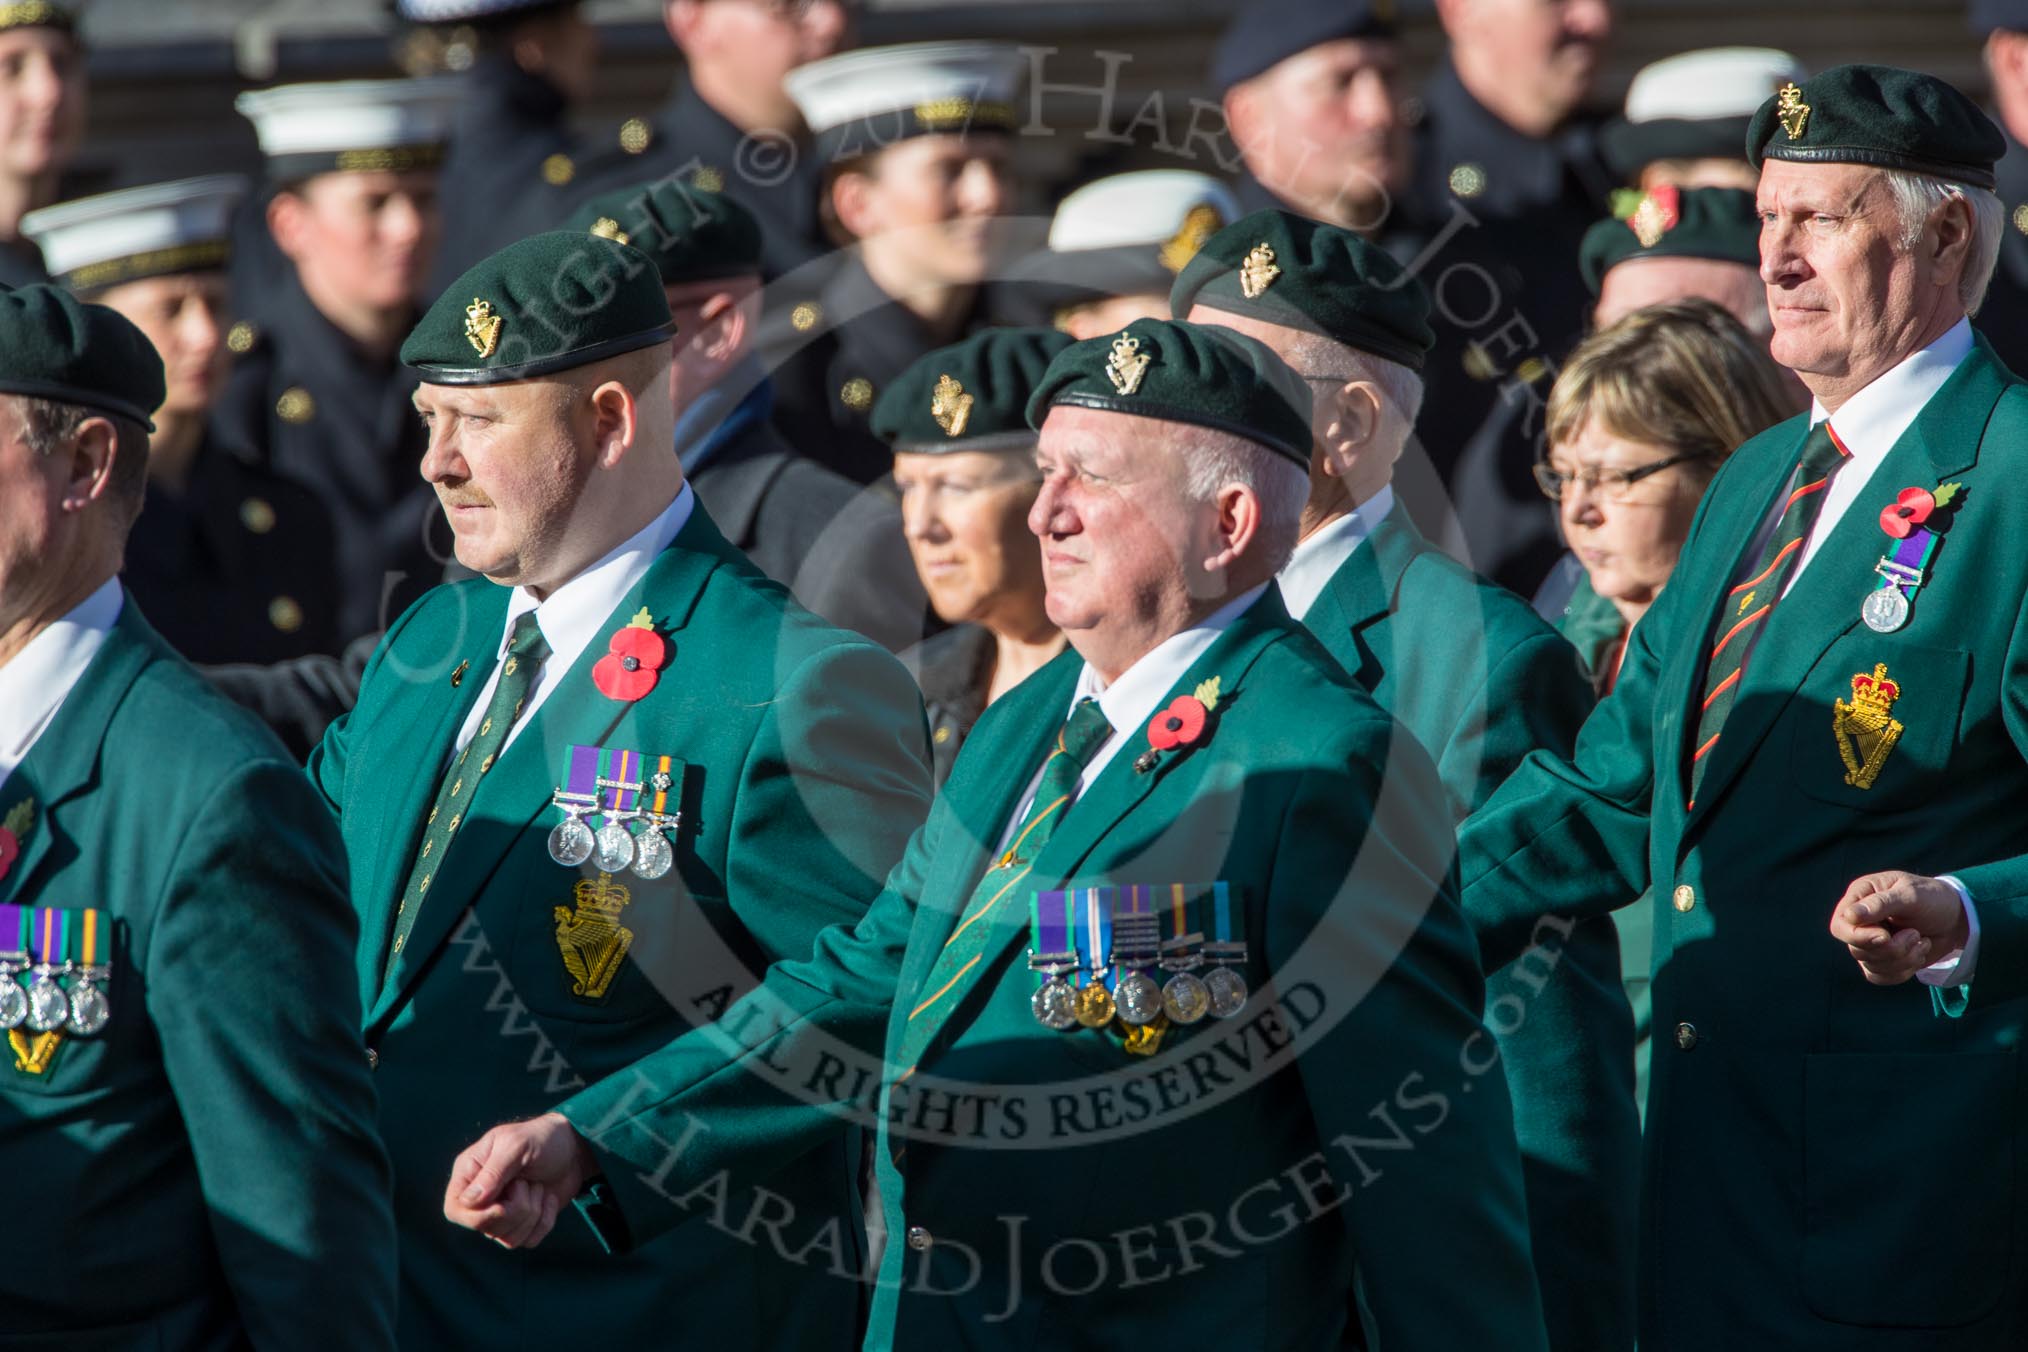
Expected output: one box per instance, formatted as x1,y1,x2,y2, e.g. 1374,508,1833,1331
1176,425,1311,573
1270,325,1427,424
1882,170,2004,316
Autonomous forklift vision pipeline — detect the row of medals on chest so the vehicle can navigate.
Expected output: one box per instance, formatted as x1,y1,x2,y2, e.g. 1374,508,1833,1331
547,767,677,880
0,948,109,1038
1030,909,1248,1032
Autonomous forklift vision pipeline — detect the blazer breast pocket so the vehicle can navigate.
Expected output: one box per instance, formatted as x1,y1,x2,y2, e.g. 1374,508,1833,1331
1787,638,1968,815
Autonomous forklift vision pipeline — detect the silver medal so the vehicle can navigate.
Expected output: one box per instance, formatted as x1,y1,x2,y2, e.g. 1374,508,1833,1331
593,819,636,874
1162,971,1211,1024
0,974,25,1029
67,979,109,1036
1862,587,1910,634
547,815,595,867
1031,977,1078,1030
630,826,673,880
26,972,67,1032
1114,971,1164,1025
1205,965,1249,1018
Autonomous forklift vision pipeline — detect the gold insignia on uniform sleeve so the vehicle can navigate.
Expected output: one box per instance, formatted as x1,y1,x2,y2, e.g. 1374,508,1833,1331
465,298,503,358
1833,664,1904,790
554,873,636,1000
1105,333,1151,395
541,153,575,186
240,497,276,534
268,596,304,634
790,302,821,332
619,118,652,155
930,373,973,437
841,377,874,411
589,217,630,245
1158,204,1225,274
1776,83,1810,142
692,166,724,193
276,387,315,423
1239,242,1280,298
1448,163,1487,199
226,321,256,355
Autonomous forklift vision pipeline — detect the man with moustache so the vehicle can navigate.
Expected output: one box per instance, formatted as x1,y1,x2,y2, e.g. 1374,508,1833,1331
439,318,1547,1350
1175,207,1638,1352
1462,66,2028,1348
309,229,931,1348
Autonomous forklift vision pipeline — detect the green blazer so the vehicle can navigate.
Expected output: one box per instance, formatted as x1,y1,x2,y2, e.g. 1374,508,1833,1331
0,599,393,1348
309,505,933,1349
1461,335,2028,1348
1301,505,1638,1352
558,590,1547,1350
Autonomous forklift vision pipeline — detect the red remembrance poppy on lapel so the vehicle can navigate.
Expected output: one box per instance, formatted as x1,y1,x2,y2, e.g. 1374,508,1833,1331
593,607,668,702
1879,487,1935,539
1147,696,1208,751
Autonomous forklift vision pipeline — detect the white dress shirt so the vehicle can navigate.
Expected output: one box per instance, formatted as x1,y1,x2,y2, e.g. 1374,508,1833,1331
454,485,695,755
995,584,1269,853
0,578,122,795
1275,485,1395,622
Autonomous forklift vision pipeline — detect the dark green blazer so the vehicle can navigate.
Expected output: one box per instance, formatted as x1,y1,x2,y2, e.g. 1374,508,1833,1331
558,590,1547,1350
1301,505,1638,1352
0,598,394,1348
309,505,933,1349
1462,336,2028,1349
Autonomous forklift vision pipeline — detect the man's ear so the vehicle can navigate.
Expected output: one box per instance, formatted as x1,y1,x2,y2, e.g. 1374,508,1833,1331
266,189,308,263
587,380,641,468
1317,380,1384,472
831,167,881,240
60,417,119,513
1203,481,1262,577
1929,193,1976,289
665,0,702,51
692,292,748,365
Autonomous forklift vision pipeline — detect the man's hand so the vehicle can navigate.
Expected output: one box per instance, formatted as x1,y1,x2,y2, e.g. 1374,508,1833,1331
444,1112,596,1249
1829,872,1970,985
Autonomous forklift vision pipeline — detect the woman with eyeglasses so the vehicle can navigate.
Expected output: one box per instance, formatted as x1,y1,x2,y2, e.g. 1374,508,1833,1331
1539,300,1794,695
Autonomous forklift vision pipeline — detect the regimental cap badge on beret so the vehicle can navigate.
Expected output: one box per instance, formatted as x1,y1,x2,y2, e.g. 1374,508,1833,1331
589,217,629,245
1626,185,1681,248
1159,204,1226,275
464,298,502,358
1776,82,1810,141
931,373,973,437
1106,333,1151,395
1240,242,1280,299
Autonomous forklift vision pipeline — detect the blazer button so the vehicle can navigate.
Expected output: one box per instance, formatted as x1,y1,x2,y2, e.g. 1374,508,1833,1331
365,1046,380,1070
905,1225,932,1252
1672,884,1696,913
1674,1022,1699,1051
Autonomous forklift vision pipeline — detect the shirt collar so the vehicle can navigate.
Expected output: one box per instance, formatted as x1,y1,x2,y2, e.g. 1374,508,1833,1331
0,576,123,784
1275,485,1395,621
1811,317,1975,465
496,484,695,666
1069,583,1269,742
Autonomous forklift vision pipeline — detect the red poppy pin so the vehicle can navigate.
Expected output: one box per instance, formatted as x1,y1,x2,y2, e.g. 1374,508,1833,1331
0,798,33,882
592,607,668,702
1879,481,1962,539
1135,677,1222,773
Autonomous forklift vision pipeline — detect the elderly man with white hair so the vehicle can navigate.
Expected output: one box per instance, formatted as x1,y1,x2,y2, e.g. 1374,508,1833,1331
1460,64,2028,1348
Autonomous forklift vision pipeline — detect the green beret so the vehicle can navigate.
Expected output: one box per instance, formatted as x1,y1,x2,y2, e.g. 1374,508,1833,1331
872,327,1072,453
1579,186,1761,295
1025,318,1313,468
401,231,675,385
1169,208,1433,372
563,177,763,287
1746,64,2003,191
0,285,164,430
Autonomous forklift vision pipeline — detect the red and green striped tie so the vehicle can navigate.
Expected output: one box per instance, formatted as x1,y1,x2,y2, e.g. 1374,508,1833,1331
1688,420,1848,806
891,697,1113,1085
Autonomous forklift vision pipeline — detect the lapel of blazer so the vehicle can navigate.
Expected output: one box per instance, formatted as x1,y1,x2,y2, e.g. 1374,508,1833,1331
0,599,155,907
367,506,733,1028
1682,342,2003,829
903,593,1292,1059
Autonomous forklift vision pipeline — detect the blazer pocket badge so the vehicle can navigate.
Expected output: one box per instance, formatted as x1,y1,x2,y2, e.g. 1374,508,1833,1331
553,873,635,1002
1832,664,1904,790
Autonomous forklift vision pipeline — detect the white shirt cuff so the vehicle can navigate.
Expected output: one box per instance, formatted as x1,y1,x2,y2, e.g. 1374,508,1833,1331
1915,875,1979,988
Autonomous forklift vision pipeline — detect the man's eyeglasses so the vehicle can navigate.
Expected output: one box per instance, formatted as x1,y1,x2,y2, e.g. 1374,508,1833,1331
1532,449,1712,503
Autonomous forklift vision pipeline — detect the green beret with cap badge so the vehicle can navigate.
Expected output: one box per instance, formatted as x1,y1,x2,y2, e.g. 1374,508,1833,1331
563,177,764,287
1579,186,1762,295
1026,317,1314,467
1746,63,2004,191
0,283,164,430
400,231,676,385
873,327,1073,453
1169,208,1434,372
